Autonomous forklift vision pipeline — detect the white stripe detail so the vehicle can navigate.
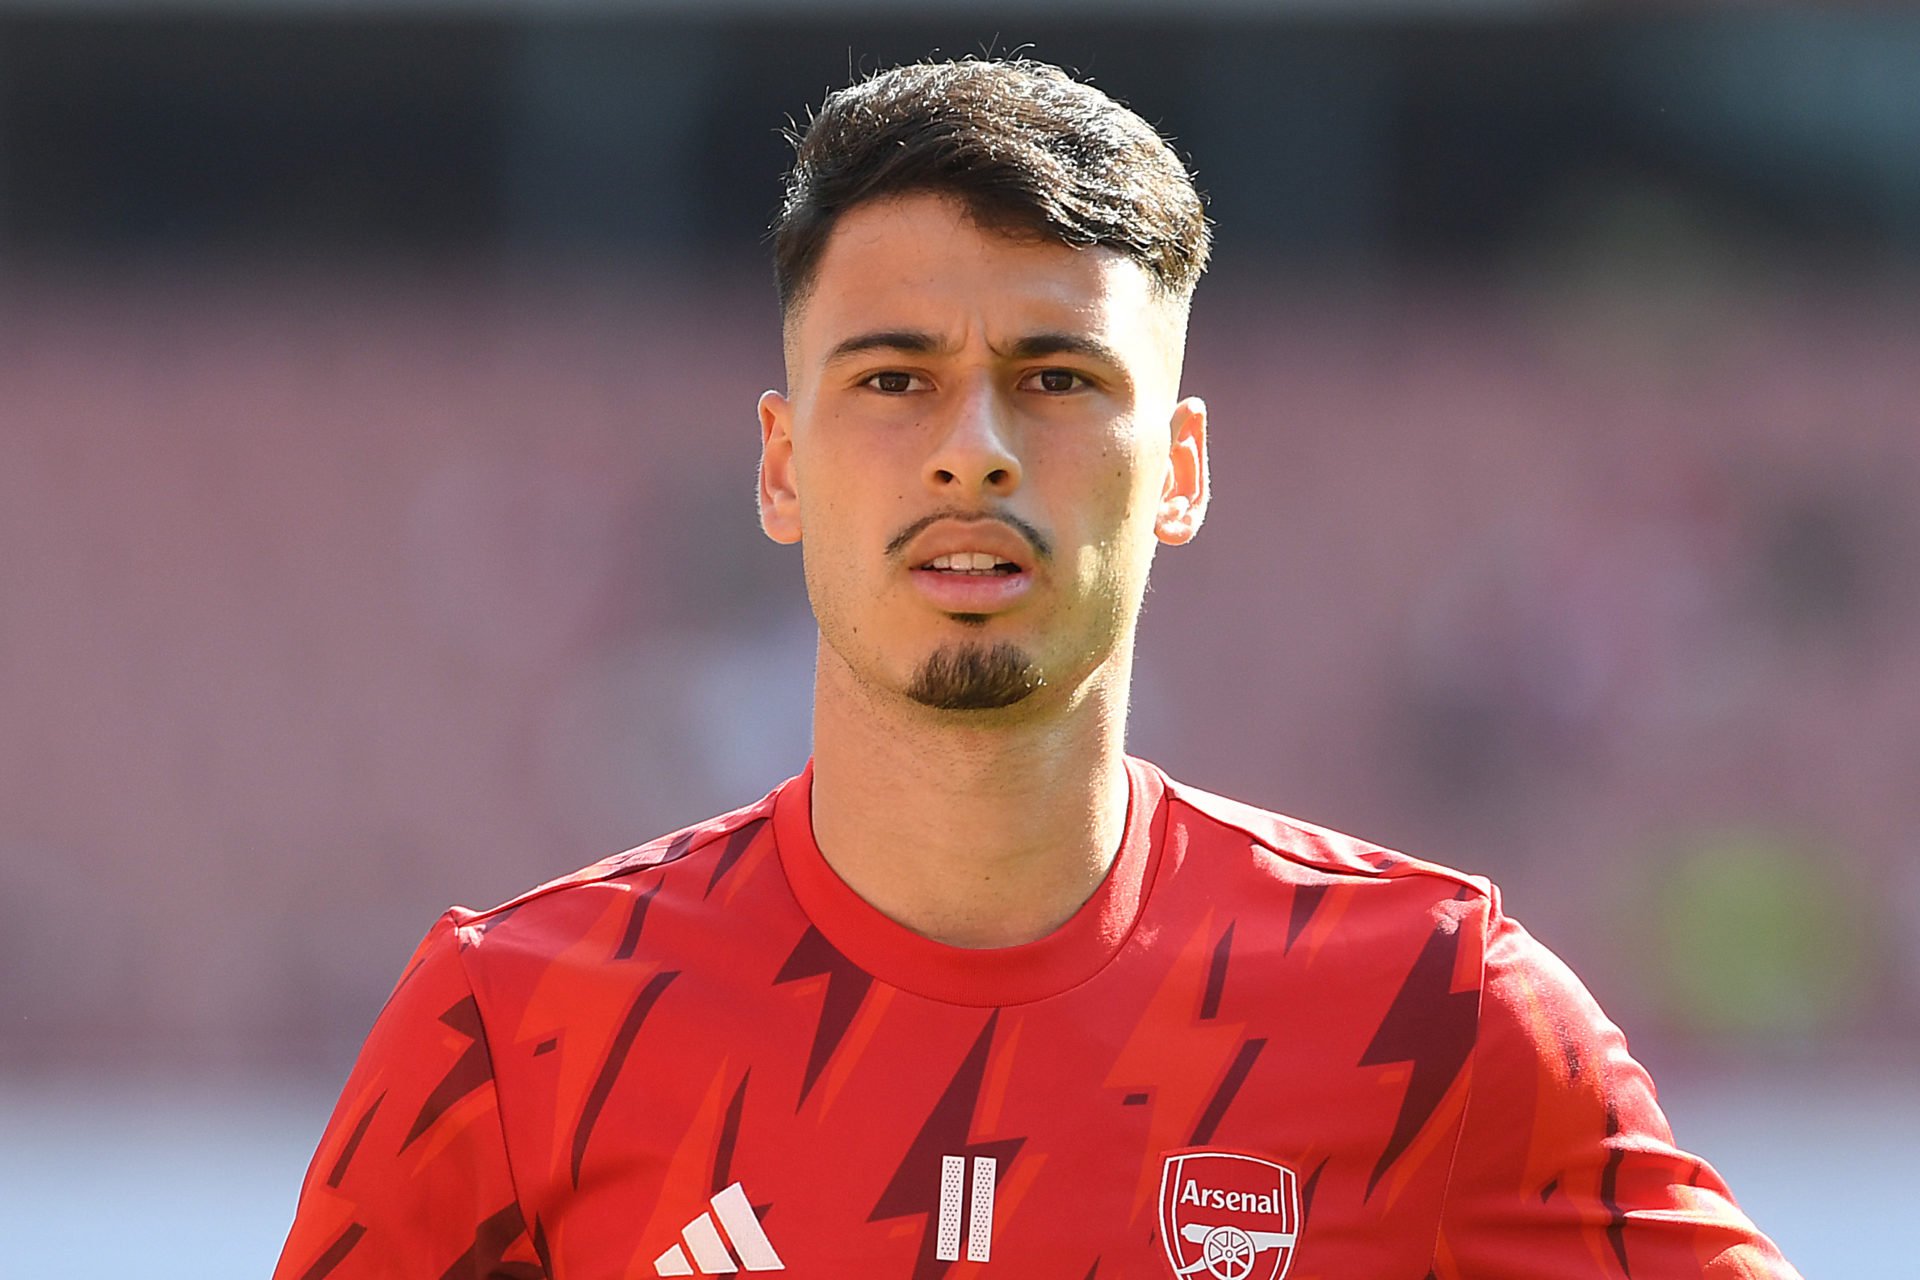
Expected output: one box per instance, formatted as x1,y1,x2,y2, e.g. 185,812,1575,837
654,1244,694,1276
967,1156,995,1262
681,1212,738,1273
936,1154,967,1261
711,1182,785,1271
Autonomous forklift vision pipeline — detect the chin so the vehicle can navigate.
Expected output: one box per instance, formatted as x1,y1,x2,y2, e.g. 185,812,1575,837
905,641,1044,712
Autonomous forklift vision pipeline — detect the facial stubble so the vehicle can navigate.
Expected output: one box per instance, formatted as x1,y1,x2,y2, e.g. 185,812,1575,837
904,634,1045,711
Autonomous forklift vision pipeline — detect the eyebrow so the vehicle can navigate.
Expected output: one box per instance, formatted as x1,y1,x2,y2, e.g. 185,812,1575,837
823,330,945,365
821,329,1127,370
1002,332,1127,370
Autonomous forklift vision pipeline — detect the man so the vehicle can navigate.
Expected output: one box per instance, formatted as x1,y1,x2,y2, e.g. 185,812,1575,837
276,59,1798,1280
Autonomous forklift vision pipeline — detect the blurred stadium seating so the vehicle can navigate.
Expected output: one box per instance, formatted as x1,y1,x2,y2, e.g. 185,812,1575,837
1,6,1914,1274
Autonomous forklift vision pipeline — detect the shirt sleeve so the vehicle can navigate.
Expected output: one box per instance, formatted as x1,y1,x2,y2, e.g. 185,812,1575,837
274,912,546,1280
1432,904,1801,1279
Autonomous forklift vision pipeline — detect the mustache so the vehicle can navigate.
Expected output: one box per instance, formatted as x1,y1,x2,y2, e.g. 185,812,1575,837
884,510,1053,563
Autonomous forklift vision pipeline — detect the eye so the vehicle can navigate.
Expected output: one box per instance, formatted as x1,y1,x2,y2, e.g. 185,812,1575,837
1026,368,1088,393
863,370,922,394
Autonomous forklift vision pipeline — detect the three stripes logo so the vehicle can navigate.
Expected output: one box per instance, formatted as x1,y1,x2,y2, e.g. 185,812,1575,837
651,1158,1000,1272
653,1182,784,1275
936,1154,998,1263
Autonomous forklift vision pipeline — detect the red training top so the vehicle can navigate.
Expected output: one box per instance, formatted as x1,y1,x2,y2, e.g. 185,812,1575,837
276,759,1798,1280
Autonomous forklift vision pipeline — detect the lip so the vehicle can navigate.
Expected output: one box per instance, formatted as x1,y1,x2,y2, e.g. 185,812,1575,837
907,563,1034,614
897,517,1039,616
897,518,1038,574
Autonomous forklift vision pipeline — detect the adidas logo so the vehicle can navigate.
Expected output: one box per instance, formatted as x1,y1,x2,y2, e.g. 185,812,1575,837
654,1182,784,1275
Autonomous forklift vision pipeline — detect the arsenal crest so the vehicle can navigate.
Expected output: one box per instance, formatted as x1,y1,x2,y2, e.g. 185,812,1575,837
1158,1150,1300,1280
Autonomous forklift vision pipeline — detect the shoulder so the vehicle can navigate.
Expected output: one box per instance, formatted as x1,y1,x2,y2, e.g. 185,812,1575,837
1155,764,1495,905
442,782,787,959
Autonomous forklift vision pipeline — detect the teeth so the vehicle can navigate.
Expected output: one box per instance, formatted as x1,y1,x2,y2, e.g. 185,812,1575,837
927,552,1011,573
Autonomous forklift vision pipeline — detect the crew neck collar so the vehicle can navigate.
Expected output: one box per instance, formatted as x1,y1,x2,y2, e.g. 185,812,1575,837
771,757,1169,1007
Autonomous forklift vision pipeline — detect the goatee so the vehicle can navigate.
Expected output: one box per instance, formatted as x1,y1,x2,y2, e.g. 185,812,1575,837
906,642,1043,711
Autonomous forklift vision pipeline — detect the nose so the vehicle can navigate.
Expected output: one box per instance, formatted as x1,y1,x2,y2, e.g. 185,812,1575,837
925,379,1022,497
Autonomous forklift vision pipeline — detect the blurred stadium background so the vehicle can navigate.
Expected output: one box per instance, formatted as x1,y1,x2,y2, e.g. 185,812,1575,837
3,3,1916,1274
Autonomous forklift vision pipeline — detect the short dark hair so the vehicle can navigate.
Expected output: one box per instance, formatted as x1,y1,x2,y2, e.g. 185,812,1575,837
773,58,1210,313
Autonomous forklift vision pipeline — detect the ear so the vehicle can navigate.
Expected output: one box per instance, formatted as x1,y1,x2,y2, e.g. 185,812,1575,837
1154,396,1209,546
758,389,802,545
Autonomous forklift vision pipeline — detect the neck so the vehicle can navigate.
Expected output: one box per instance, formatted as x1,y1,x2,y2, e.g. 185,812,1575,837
807,645,1134,948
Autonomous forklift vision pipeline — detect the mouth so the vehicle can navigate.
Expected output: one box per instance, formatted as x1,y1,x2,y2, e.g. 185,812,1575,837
918,552,1023,577
904,547,1034,615
893,515,1044,615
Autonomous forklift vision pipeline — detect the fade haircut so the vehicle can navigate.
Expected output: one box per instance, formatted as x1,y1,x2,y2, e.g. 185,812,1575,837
773,58,1210,314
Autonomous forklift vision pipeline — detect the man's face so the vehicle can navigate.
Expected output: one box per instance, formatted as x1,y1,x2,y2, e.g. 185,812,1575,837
758,193,1207,717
